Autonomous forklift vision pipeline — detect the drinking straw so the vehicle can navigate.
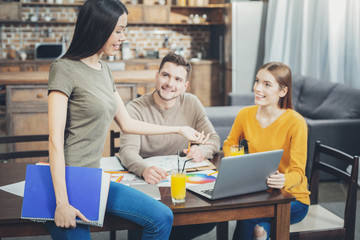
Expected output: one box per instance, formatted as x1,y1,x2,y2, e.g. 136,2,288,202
181,158,193,173
177,151,180,173
240,138,249,154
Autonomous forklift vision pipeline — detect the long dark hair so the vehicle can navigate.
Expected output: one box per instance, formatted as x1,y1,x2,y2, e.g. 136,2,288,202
259,62,293,109
62,0,128,60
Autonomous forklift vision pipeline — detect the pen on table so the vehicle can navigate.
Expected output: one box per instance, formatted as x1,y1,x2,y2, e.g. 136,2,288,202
115,175,124,183
208,171,218,176
105,171,129,174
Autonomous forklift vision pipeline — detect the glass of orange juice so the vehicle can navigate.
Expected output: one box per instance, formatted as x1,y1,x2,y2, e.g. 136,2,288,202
171,170,186,204
230,145,244,156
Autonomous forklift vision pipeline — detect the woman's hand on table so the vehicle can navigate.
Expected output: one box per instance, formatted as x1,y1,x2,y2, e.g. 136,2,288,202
267,170,285,189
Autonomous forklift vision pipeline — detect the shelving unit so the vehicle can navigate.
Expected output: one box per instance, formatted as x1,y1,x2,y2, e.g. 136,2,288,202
0,0,225,25
0,20,75,24
169,5,224,25
170,4,225,8
21,2,83,7
0,0,225,66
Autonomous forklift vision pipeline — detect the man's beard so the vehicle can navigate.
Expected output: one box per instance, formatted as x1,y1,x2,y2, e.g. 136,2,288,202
155,88,177,101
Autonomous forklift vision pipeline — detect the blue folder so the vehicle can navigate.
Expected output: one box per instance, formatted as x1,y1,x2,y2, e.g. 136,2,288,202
21,164,109,227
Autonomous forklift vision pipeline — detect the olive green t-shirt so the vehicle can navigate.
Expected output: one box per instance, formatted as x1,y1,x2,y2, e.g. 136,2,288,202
48,59,117,168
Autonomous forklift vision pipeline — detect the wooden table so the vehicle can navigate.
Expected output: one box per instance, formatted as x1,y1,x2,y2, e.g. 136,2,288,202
0,158,295,240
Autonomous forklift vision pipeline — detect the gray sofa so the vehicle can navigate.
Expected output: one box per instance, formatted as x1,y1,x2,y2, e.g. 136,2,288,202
205,75,360,179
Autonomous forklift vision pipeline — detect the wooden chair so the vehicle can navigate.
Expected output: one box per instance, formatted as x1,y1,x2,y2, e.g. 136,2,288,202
0,135,49,163
110,130,120,156
290,141,359,240
109,130,121,240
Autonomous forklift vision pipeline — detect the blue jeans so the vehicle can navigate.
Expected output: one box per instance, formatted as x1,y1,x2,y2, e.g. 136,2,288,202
45,181,173,240
232,200,309,240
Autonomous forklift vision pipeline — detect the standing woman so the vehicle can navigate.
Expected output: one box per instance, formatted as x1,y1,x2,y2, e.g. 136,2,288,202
223,62,310,240
47,0,209,239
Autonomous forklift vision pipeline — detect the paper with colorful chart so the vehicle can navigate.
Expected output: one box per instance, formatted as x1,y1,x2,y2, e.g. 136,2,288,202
157,170,218,187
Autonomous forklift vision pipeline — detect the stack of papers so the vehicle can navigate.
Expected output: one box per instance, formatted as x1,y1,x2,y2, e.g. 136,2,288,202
100,156,124,171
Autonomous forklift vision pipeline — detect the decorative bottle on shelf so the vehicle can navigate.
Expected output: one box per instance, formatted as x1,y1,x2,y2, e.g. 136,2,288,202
121,41,132,60
195,0,203,6
177,0,186,6
188,0,195,6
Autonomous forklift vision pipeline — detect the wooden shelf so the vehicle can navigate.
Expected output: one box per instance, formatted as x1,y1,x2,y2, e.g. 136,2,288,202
167,21,223,25
171,4,225,8
0,20,75,24
21,2,83,7
1,2,225,25
0,20,223,25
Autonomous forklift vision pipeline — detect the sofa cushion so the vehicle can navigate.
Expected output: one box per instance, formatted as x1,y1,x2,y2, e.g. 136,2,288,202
205,106,241,145
292,75,306,108
311,84,360,119
295,78,338,119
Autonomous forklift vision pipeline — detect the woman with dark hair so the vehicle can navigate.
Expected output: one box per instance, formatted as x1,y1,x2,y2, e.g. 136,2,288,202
223,62,310,240
46,0,209,239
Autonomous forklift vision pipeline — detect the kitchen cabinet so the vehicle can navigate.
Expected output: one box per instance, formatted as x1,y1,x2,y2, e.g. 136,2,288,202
0,61,52,72
188,59,222,106
0,2,21,21
5,85,49,163
127,5,170,24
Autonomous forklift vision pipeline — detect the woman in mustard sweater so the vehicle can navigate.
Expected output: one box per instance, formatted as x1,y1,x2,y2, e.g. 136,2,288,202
223,62,310,240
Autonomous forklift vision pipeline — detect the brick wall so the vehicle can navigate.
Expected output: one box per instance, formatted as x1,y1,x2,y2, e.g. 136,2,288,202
1,6,211,60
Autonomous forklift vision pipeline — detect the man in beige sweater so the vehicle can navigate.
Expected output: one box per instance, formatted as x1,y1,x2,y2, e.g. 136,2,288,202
119,53,220,184
120,53,220,240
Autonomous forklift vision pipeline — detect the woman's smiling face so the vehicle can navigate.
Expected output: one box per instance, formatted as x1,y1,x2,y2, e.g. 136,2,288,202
253,69,287,108
100,14,127,56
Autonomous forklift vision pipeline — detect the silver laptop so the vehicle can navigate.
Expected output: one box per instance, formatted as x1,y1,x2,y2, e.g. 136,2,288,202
187,149,283,200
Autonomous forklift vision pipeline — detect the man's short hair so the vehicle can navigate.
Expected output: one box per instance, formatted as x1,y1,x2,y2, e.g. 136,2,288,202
158,53,192,81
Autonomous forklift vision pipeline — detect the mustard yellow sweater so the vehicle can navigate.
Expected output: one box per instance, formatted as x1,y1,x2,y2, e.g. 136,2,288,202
223,106,310,205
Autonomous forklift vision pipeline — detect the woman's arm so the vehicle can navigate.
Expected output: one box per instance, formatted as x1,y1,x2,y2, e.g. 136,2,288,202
283,118,308,190
48,91,89,228
268,116,308,190
113,92,209,143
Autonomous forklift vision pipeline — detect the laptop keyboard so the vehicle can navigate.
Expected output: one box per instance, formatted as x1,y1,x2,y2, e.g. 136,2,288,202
201,189,213,196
